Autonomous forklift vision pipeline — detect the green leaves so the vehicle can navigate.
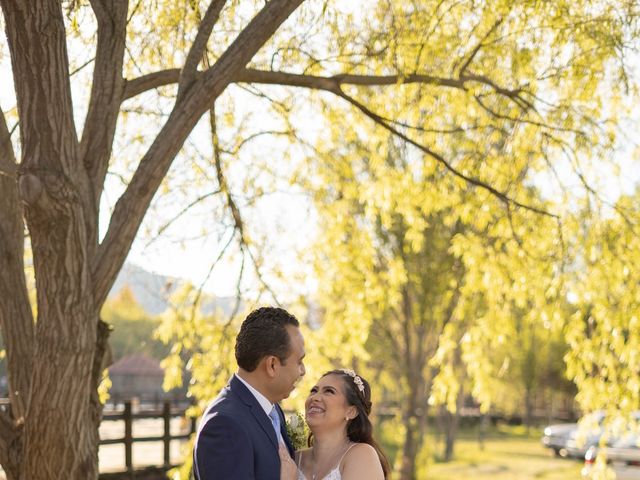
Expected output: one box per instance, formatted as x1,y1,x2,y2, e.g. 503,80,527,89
155,284,239,407
565,194,640,416
89,0,639,470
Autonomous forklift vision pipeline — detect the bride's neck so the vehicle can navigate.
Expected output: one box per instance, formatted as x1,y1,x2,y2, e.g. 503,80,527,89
311,429,351,457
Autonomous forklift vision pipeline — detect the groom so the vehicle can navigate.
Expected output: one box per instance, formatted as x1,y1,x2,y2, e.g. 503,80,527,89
193,306,306,479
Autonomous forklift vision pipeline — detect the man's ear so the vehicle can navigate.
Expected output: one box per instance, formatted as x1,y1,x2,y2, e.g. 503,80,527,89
264,355,279,378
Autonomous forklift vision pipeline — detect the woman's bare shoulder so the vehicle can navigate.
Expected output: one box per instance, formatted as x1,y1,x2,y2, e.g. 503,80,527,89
342,443,384,479
345,442,378,459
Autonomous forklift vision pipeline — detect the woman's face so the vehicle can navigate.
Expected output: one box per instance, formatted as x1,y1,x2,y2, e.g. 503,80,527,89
304,374,357,431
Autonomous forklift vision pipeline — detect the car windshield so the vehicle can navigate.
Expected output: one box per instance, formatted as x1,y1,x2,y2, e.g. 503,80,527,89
580,410,640,429
613,434,640,449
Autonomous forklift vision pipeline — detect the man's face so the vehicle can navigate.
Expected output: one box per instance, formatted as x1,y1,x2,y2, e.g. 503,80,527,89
274,325,306,401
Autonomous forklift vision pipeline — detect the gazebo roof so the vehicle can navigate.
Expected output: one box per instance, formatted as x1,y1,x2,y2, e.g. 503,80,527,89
109,354,164,376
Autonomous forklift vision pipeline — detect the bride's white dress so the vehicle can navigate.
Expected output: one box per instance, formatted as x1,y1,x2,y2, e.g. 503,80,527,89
297,466,342,480
296,444,355,480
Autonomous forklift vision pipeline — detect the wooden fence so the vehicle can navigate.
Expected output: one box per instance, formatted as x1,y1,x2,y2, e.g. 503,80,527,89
99,400,196,480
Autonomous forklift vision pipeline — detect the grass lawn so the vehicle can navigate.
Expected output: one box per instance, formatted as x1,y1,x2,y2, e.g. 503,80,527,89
420,425,584,480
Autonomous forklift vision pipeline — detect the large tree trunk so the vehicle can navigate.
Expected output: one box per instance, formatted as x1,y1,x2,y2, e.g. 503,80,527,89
0,1,98,478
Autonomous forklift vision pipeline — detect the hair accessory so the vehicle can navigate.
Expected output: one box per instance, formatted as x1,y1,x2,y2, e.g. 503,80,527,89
340,368,365,394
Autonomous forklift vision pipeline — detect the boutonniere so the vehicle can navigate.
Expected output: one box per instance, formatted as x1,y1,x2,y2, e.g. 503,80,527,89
285,412,309,450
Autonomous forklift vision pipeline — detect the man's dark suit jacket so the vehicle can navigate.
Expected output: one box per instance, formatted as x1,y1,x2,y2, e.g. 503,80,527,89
193,375,295,479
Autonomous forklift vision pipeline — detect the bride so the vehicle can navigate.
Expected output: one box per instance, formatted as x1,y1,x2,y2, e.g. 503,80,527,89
279,369,390,480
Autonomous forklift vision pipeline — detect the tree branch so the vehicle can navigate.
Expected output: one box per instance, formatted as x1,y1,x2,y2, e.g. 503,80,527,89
123,68,181,100
473,93,585,136
546,130,639,233
464,72,535,112
120,63,556,220
455,17,504,77
240,69,466,89
178,0,228,97
208,102,282,306
124,68,467,100
92,0,305,306
0,108,17,177
81,0,129,244
211,105,244,239
333,87,558,219
144,190,222,248
125,67,537,119
0,106,34,422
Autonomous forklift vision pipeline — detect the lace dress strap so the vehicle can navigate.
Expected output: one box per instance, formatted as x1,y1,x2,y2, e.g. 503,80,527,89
298,444,358,480
323,443,358,479
336,443,357,471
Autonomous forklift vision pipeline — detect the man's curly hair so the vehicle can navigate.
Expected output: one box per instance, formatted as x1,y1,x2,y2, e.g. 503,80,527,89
235,307,300,371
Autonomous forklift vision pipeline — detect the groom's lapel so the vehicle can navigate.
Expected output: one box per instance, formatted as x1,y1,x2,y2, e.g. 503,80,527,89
230,376,279,450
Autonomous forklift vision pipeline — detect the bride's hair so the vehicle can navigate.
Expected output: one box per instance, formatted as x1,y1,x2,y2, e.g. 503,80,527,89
320,369,391,478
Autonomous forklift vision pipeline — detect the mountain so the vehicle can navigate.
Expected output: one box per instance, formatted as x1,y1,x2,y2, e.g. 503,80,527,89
109,263,176,315
109,263,239,316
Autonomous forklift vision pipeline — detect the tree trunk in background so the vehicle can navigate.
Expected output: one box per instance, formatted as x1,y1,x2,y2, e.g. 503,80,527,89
523,331,537,434
398,369,428,480
478,413,489,451
443,387,464,461
399,410,427,479
524,386,534,435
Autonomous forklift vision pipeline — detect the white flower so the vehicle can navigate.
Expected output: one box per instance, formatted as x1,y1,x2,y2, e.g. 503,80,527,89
339,368,365,394
288,413,299,429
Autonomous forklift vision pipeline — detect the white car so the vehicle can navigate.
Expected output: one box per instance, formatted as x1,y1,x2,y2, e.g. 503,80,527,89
565,411,608,459
543,421,580,457
582,434,640,480
570,411,640,460
542,411,605,458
